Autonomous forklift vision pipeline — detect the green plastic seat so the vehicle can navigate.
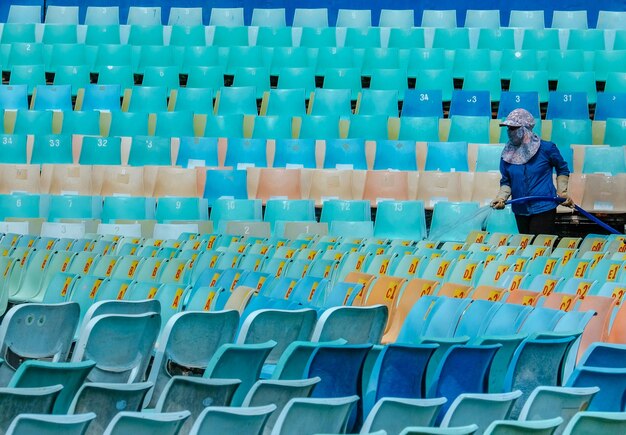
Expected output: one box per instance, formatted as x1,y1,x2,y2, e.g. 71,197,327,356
103,411,190,435
562,411,626,434
6,413,96,435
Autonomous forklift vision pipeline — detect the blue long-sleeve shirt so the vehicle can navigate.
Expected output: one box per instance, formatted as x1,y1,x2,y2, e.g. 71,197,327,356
499,140,570,216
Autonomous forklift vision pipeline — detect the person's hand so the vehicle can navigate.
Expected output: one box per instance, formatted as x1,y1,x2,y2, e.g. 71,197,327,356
558,193,574,208
490,198,506,210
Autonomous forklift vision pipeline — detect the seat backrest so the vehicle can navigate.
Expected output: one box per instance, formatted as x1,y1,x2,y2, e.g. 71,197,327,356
311,305,388,344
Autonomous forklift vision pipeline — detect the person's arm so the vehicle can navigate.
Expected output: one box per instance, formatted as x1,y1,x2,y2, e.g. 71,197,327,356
549,143,574,207
491,159,511,209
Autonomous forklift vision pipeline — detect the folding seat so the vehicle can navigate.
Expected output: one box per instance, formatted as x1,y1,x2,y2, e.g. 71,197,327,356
0,23,36,43
566,366,626,412
8,65,46,95
6,413,96,435
449,91,491,117
251,8,287,27
465,9,501,28
563,411,626,433
594,51,626,82
437,391,522,432
546,50,586,81
448,116,491,144
0,302,79,384
486,418,565,433
12,110,53,135
7,5,41,23
425,142,469,172
321,68,361,101
414,70,454,102
0,385,65,431
596,11,626,29
432,28,470,49
209,7,244,26
603,118,626,147
387,28,425,49
509,70,550,103
142,66,180,92
108,112,149,137
595,91,626,121
128,24,164,46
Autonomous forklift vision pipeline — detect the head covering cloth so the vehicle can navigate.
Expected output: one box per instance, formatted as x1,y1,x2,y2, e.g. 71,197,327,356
499,108,541,165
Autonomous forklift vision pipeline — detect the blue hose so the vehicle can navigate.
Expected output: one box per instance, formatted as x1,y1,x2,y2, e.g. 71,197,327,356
505,196,622,235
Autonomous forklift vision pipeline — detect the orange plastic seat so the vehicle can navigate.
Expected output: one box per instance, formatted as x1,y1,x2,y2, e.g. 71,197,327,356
577,295,618,359
436,282,473,298
505,289,541,306
471,285,507,301
542,292,580,311
344,271,376,306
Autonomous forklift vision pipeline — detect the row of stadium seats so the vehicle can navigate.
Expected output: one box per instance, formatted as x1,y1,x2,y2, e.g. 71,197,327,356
5,5,626,29
0,169,623,212
2,24,626,49
2,131,626,173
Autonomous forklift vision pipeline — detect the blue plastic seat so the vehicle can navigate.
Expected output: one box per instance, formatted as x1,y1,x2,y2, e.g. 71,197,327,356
176,137,219,168
323,138,367,170
449,91,492,117
546,92,590,120
566,366,626,412
272,139,317,169
0,85,28,110
402,90,444,118
497,91,541,120
425,142,469,172
32,85,72,111
582,147,626,175
81,84,121,111
594,92,626,121
203,169,248,206
225,138,268,168
373,140,417,170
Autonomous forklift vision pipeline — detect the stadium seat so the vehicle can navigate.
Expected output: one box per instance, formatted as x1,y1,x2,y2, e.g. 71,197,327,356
127,6,162,25
323,138,367,169
374,140,418,170
522,28,561,49
203,169,248,206
97,65,134,92
344,27,381,48
216,87,258,116
13,110,53,135
224,138,268,168
387,28,425,48
509,10,545,28
603,118,626,147
108,111,149,136
595,92,626,121
425,141,469,172
477,28,515,49
7,5,41,23
31,134,73,164
252,115,293,139
272,138,316,168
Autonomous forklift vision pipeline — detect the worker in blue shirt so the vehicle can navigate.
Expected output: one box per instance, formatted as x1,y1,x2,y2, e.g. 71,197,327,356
491,108,573,235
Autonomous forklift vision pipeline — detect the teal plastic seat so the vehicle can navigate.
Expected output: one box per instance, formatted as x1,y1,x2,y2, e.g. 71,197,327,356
462,71,502,103
8,360,96,414
272,139,316,168
477,28,515,50
347,115,389,140
12,109,52,135
175,137,217,168
429,202,482,242
271,396,359,435
7,41,44,67
172,87,214,114
256,27,292,48
142,66,181,92
128,136,171,166
0,134,27,163
604,118,626,147
210,8,245,26
567,29,605,50
320,71,360,103
556,72,597,105
154,111,195,138
398,117,440,142
475,144,505,172
126,86,168,113
369,69,408,101
344,27,380,48
415,69,454,102
484,417,564,434
216,86,258,116
276,67,316,95
379,9,415,28
363,397,446,434
0,85,28,110
84,24,121,44
7,5,41,24
400,425,479,434
522,29,560,49
225,46,265,74
593,51,626,82
509,70,549,103
169,25,206,46
298,115,340,140
0,385,63,431
465,10,501,28
293,8,329,27
252,115,293,140
33,84,72,111
6,413,96,435
79,136,122,165
127,6,162,25
31,134,73,164
85,7,120,25
311,305,388,344
336,9,372,27
552,10,588,29
546,50,586,81
61,111,100,136
582,147,626,175
203,169,248,206
47,195,102,222
387,28,424,48
108,111,149,137
562,411,626,434
210,199,263,232
550,119,591,164
189,405,276,435
265,89,307,117
9,65,46,95
485,206,519,234
101,197,156,223
233,67,271,100
509,10,545,28
71,312,160,383
0,193,42,221
251,8,287,27
360,48,401,77
440,391,522,433
156,197,208,222
432,28,470,49
0,302,80,385
264,199,316,234
128,24,164,46
499,50,539,81
103,411,190,435
320,199,371,223
204,114,245,138
596,11,626,29
97,65,134,94
357,90,398,117
425,141,469,172
373,201,426,240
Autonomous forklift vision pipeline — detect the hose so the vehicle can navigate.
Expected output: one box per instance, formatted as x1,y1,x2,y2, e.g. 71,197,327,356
505,196,622,235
